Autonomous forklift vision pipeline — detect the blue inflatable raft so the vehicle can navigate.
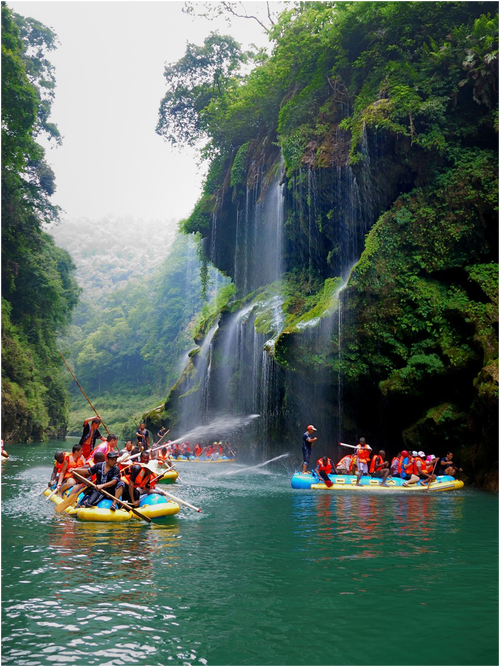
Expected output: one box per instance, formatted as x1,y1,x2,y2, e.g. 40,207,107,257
291,472,464,492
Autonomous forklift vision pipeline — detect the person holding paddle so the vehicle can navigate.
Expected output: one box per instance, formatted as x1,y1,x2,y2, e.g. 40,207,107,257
79,417,106,459
315,456,335,487
73,450,121,509
355,437,372,486
302,425,318,474
56,444,86,497
47,452,66,488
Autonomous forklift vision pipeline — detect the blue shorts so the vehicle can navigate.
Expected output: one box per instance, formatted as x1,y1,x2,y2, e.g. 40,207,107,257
302,444,312,464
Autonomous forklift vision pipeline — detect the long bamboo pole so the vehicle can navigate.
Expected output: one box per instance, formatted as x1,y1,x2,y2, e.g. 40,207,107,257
57,349,110,435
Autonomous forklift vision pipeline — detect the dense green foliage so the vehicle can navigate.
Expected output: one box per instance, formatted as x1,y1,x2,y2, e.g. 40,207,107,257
157,1,498,484
1,3,79,442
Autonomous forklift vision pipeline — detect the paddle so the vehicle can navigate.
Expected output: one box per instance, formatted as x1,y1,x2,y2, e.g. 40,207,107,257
155,487,201,513
315,468,333,488
58,349,111,436
45,488,58,502
72,472,151,523
55,488,83,513
426,457,440,491
125,430,171,464
338,441,358,450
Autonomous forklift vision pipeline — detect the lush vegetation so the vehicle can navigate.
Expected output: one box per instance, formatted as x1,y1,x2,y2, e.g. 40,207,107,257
2,3,80,442
157,1,498,484
59,233,225,438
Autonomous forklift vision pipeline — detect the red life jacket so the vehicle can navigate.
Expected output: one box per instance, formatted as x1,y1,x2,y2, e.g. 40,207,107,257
369,455,385,474
316,458,333,474
357,446,371,463
194,445,202,457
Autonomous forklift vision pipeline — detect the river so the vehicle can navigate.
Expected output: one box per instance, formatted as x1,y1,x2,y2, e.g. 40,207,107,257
1,440,498,666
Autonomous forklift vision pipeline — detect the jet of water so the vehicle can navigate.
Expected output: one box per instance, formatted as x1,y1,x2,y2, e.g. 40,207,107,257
224,452,290,475
161,414,260,449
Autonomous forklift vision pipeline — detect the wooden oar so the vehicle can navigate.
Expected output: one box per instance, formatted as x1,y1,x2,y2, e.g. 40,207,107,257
72,472,151,523
55,488,83,513
156,488,201,513
426,457,440,491
45,488,58,501
57,349,110,435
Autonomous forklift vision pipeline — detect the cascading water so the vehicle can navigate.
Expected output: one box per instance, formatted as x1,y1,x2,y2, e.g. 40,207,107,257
172,138,379,458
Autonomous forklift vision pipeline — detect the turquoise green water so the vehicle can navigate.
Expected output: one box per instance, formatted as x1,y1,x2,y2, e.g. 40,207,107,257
1,440,498,666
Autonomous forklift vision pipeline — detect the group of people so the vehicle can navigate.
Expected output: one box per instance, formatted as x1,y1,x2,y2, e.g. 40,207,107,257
46,417,178,510
302,426,462,487
47,434,171,510
46,416,238,509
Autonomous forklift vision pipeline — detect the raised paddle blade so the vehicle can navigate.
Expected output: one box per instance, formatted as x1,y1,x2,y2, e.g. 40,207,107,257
55,489,81,513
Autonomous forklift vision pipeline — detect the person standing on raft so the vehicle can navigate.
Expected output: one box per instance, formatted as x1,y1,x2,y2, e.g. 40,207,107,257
302,425,318,474
79,417,106,460
355,437,372,486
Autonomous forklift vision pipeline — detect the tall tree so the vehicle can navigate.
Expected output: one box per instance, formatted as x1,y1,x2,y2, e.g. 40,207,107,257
1,2,80,442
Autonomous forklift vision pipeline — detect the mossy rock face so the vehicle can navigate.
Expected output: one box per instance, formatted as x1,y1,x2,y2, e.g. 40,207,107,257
402,403,468,451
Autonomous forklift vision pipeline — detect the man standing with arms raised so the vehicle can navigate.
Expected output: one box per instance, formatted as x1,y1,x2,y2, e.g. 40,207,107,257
301,425,318,474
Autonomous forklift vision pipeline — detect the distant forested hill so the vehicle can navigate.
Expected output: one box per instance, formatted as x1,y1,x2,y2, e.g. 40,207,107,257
49,215,178,298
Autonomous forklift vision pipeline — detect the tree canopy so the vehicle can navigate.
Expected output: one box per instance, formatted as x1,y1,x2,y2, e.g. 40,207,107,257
1,2,79,442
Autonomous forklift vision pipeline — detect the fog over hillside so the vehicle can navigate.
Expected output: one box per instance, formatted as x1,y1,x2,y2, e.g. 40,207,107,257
49,215,178,298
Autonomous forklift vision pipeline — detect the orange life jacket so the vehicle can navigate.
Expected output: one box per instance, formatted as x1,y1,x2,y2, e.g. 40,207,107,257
194,445,202,457
316,458,333,474
122,466,154,489
64,453,86,479
403,457,415,475
55,455,68,474
369,455,385,474
357,446,371,463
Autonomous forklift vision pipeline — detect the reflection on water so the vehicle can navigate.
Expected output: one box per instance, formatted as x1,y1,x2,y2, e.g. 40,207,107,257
1,441,498,666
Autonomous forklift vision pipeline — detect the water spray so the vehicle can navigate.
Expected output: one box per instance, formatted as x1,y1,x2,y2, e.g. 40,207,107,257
224,452,289,475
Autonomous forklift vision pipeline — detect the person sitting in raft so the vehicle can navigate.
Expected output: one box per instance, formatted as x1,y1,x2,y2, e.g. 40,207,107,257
194,443,202,458
74,450,121,508
184,442,192,460
117,440,134,465
390,452,402,477
439,452,463,477
315,456,335,483
48,451,66,488
89,433,119,461
355,437,372,486
113,450,163,509
79,417,106,460
369,450,391,486
157,447,174,469
56,444,86,497
415,453,437,485
400,451,420,486
302,425,318,474
336,454,353,475
402,451,426,486
70,451,106,500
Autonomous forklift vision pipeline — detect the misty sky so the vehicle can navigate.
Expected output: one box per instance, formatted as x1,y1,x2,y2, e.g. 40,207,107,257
9,1,273,225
